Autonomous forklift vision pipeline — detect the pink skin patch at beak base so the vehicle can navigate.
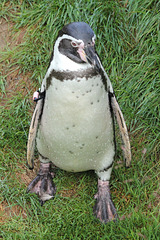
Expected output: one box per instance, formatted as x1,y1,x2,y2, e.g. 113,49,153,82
77,48,88,63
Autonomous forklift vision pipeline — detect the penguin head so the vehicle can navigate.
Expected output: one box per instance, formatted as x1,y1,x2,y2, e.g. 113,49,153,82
53,22,101,72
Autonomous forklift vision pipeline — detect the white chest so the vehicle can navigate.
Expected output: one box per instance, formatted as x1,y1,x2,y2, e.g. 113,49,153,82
36,73,114,172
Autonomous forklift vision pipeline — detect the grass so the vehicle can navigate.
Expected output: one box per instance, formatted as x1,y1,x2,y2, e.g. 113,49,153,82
0,0,159,239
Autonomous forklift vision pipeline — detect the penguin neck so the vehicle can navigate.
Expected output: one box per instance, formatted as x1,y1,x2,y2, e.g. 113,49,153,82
49,48,91,72
41,48,92,91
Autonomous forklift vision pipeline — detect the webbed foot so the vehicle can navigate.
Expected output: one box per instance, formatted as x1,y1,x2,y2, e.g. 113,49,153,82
27,162,56,205
93,179,118,223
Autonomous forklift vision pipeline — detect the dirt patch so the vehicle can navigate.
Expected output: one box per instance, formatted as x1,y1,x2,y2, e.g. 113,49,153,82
0,160,40,224
0,67,36,108
59,188,79,198
0,18,12,51
0,18,26,51
0,18,37,108
0,201,27,223
152,187,160,208
17,160,40,186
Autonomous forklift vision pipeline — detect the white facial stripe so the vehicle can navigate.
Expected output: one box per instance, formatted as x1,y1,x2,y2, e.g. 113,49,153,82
92,34,96,44
78,41,85,48
55,34,83,49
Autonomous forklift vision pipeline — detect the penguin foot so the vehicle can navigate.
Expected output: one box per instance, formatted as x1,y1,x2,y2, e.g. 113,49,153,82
27,162,56,205
93,179,118,223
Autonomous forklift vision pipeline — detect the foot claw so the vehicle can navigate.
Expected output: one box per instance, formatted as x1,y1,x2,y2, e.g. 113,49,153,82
93,179,118,223
27,163,56,204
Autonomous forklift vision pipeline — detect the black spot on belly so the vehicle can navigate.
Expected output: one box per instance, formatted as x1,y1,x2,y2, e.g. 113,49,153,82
69,150,74,154
86,90,92,93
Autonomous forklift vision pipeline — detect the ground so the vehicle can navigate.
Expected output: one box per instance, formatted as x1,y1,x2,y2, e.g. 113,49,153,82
0,11,159,239
0,18,38,222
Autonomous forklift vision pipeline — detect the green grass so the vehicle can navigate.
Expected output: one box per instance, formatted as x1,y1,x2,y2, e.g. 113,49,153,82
0,0,159,239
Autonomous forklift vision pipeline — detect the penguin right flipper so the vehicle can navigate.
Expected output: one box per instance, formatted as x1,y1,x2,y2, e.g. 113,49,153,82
27,98,43,169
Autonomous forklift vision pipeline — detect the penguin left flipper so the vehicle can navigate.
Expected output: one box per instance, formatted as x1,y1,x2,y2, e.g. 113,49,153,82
110,94,131,167
27,98,43,169
100,64,131,167
93,179,118,223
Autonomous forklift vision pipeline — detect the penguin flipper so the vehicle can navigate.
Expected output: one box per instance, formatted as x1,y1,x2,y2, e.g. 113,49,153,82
98,65,131,167
27,99,43,169
110,94,131,167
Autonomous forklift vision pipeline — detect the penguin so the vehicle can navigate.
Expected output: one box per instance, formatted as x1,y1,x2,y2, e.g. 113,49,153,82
27,22,131,223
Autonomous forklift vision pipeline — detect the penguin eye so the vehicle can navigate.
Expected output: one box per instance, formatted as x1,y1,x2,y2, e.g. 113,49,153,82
71,41,79,48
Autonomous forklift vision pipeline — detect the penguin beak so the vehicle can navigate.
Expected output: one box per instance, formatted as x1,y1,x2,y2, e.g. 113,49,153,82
77,45,101,72
84,45,101,72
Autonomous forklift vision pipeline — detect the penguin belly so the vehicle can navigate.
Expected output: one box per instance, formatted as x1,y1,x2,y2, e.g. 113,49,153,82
36,75,115,172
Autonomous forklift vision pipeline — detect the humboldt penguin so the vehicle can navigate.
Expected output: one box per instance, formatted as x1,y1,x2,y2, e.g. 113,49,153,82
27,22,131,223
